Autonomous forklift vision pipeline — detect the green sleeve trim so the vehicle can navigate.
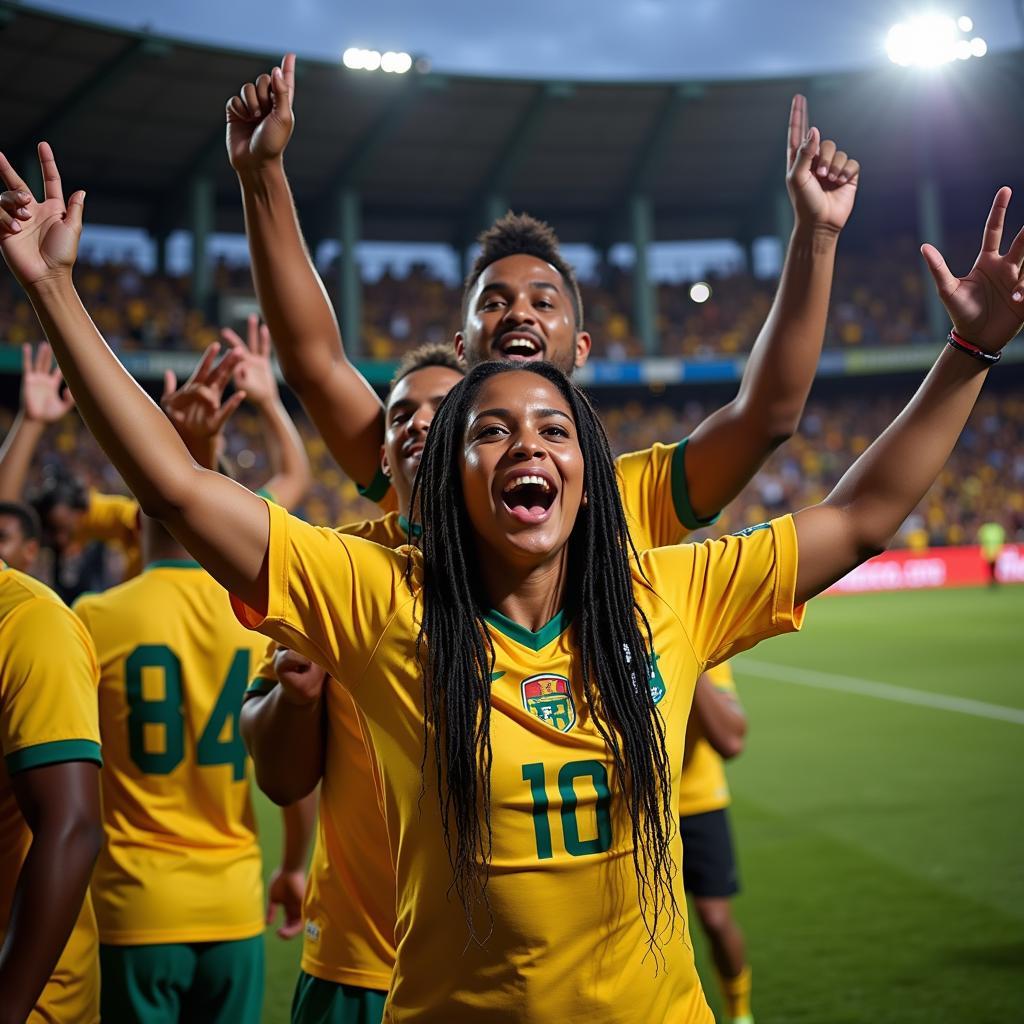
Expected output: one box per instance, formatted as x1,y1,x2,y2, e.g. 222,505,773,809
357,466,392,503
255,487,276,503
671,438,721,531
5,739,102,775
244,677,277,700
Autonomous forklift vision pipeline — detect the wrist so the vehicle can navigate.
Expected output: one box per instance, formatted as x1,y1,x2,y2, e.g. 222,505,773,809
14,411,47,434
236,158,287,194
26,273,77,303
792,219,841,246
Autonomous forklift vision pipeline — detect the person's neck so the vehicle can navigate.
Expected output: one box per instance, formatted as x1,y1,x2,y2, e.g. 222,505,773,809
476,545,570,633
141,522,192,567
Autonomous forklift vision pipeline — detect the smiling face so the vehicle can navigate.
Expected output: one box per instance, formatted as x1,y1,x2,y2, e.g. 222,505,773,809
382,363,466,513
459,370,585,567
456,254,592,374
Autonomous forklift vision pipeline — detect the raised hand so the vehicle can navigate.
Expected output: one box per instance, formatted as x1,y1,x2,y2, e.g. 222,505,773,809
161,343,246,467
221,315,280,409
274,648,327,706
786,94,860,234
922,187,1024,353
226,53,296,173
20,342,74,423
0,143,84,288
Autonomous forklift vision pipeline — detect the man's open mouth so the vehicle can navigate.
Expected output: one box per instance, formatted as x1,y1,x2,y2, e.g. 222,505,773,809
496,332,545,360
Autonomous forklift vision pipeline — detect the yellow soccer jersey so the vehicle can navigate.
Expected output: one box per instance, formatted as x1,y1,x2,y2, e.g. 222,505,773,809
678,662,738,817
75,561,268,945
245,509,409,991
0,565,102,1024
78,490,142,578
615,439,717,551
233,502,803,1024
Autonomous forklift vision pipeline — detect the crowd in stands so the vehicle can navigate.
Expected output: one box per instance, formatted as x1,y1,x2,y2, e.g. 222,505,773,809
6,385,1020,589
0,232,980,359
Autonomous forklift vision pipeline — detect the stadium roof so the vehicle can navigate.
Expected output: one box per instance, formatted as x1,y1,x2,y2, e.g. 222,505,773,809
2,1,1022,248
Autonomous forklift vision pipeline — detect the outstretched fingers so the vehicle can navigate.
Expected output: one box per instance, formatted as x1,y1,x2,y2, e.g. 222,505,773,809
920,243,960,300
37,142,64,205
1006,221,1024,271
787,94,807,168
981,186,1011,254
185,342,223,388
210,390,246,433
790,125,819,181
0,151,29,196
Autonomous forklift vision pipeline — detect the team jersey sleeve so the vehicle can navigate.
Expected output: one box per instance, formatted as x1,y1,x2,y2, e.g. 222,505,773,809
245,638,281,700
614,439,719,552
357,467,399,514
77,490,140,546
230,500,410,689
0,598,102,775
641,514,804,669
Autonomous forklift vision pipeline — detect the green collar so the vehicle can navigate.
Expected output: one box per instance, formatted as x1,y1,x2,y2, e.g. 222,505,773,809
398,515,422,539
145,559,202,571
483,607,571,651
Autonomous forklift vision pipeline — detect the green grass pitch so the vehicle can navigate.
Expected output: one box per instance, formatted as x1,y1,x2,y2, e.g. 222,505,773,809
254,585,1024,1023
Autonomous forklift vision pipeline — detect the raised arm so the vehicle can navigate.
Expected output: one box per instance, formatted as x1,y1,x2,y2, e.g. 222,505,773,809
0,144,270,609
0,342,74,500
226,55,386,490
793,188,1024,605
684,95,858,519
222,316,312,510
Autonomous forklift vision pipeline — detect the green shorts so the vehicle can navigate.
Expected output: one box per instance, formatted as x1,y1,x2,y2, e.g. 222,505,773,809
100,935,264,1023
291,971,387,1024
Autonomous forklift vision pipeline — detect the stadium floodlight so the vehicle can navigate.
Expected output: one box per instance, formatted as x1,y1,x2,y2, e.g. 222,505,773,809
342,47,413,73
689,282,711,304
886,13,987,67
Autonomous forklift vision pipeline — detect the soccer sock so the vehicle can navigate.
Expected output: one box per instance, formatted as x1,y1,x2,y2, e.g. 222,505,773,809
717,964,752,1022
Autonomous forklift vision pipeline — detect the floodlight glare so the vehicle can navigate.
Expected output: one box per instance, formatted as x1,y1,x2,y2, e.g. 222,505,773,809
689,282,711,304
342,47,413,73
886,13,987,67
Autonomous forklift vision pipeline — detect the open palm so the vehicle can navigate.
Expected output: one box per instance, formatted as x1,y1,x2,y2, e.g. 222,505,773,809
21,342,74,423
0,144,83,287
922,187,1024,352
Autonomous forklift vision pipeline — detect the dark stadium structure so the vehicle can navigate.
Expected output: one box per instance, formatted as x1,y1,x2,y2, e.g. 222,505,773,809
1,0,1022,356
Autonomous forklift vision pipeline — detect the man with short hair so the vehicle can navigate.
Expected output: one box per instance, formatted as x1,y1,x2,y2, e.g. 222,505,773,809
0,500,42,574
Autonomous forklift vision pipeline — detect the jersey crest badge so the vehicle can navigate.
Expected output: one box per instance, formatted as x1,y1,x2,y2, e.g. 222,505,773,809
521,673,576,732
649,653,666,705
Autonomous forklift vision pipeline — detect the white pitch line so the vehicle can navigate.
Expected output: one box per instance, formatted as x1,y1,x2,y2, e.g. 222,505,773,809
735,658,1024,725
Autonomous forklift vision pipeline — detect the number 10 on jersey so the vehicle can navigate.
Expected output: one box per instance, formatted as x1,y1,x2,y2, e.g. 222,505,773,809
522,760,612,860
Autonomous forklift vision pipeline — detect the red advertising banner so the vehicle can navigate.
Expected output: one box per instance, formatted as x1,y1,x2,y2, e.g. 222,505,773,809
825,544,1024,595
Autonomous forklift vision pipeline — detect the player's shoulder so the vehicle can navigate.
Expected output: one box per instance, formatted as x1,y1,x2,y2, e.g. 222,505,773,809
335,510,411,550
0,570,90,652
0,564,64,610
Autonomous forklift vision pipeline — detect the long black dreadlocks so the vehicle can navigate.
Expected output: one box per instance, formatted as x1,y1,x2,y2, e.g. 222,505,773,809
407,360,678,951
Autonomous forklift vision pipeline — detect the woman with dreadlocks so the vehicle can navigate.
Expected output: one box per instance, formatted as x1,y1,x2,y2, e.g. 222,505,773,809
3,145,1023,1021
